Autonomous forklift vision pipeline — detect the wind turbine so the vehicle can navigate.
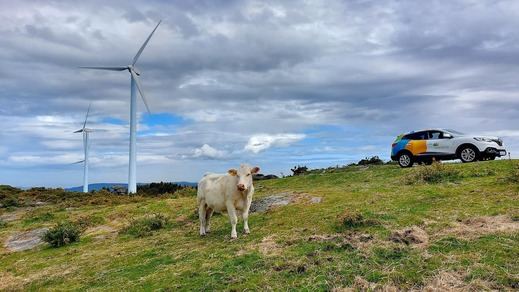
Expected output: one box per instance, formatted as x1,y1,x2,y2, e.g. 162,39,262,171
80,20,161,194
73,103,93,193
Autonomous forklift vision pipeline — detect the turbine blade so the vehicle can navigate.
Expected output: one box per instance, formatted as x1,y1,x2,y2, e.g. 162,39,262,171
132,20,161,66
71,160,85,165
130,69,151,114
83,103,92,130
74,129,84,133
79,66,127,71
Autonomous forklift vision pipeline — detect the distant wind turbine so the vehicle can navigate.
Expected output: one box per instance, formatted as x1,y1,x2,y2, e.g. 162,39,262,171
73,103,93,193
80,20,161,194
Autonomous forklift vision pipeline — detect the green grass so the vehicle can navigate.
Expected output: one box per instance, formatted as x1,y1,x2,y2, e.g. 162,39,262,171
0,160,518,290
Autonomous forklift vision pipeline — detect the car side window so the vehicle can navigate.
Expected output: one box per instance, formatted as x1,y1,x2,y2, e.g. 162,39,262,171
429,131,442,139
405,131,427,140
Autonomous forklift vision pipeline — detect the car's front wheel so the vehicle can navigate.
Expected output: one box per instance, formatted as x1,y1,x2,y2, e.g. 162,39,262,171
397,152,414,168
459,145,479,163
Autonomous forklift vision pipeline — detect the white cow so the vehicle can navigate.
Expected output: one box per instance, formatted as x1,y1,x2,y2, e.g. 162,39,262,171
197,164,260,239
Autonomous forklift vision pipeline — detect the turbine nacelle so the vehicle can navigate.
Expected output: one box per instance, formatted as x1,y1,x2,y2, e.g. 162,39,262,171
74,128,94,133
125,65,141,75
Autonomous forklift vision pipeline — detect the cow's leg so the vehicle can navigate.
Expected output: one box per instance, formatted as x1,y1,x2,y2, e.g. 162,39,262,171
226,203,238,239
243,196,253,234
198,201,207,236
205,208,213,233
242,209,250,234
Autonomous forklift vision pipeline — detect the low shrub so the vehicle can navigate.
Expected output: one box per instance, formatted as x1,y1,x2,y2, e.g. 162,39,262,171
42,222,81,247
121,213,169,237
403,162,461,184
0,195,21,208
0,219,7,228
357,156,384,166
137,182,188,196
291,165,309,176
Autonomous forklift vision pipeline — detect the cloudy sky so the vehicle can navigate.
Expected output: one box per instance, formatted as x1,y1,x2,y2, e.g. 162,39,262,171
1,0,519,188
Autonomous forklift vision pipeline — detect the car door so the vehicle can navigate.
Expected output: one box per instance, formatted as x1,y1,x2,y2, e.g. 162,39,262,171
405,131,428,155
426,130,453,155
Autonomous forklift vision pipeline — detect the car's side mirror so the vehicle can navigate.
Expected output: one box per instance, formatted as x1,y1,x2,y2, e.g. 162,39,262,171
443,133,453,139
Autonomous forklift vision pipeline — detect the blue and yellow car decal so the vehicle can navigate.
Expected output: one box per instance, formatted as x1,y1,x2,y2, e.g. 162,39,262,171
391,134,428,156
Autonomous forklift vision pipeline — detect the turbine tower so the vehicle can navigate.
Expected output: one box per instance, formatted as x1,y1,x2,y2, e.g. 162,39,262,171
80,20,161,194
73,103,93,193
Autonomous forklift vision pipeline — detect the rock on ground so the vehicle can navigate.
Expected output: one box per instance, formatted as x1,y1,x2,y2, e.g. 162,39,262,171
250,195,292,213
0,212,21,222
250,192,322,213
5,228,48,252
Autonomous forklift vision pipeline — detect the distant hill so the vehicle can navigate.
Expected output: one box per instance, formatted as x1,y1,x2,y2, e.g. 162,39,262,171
65,182,197,192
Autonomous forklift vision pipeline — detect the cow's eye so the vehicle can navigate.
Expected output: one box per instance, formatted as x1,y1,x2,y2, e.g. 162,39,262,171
247,173,251,176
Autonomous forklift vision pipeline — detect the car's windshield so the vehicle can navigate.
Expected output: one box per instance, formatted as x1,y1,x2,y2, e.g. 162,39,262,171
445,129,465,135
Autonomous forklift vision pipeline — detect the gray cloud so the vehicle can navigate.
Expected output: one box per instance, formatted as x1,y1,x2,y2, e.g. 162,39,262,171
1,0,519,186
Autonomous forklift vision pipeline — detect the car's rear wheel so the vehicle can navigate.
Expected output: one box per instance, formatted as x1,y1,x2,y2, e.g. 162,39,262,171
459,146,479,163
397,152,414,168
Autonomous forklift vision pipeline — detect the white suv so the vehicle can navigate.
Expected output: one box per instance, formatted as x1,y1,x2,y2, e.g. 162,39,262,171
391,129,507,168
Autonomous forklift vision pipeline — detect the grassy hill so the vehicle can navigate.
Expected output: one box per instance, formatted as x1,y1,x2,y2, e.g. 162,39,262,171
1,160,518,290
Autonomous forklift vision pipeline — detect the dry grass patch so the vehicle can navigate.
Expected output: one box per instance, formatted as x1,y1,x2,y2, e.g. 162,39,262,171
332,276,398,292
0,271,22,291
256,235,283,256
84,225,117,240
439,215,519,239
308,232,375,251
418,270,494,291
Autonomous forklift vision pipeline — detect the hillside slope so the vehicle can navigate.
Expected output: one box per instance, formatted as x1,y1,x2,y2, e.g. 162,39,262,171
1,161,518,290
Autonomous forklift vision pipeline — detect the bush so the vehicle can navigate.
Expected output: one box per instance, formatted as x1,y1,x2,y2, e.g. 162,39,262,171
0,195,21,208
42,222,81,247
291,165,308,176
357,156,384,166
0,219,7,228
121,213,169,237
403,162,461,184
137,182,193,196
0,185,22,195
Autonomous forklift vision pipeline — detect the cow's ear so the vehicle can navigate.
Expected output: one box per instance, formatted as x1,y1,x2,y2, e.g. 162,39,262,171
251,166,260,174
228,169,238,176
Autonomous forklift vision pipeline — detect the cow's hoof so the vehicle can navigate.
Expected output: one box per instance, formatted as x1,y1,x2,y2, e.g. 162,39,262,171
244,229,250,234
200,232,206,236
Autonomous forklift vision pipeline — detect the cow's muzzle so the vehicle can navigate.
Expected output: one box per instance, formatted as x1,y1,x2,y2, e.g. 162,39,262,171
237,184,246,191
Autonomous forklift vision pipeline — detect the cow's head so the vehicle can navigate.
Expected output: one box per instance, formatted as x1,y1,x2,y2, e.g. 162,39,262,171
228,164,260,192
